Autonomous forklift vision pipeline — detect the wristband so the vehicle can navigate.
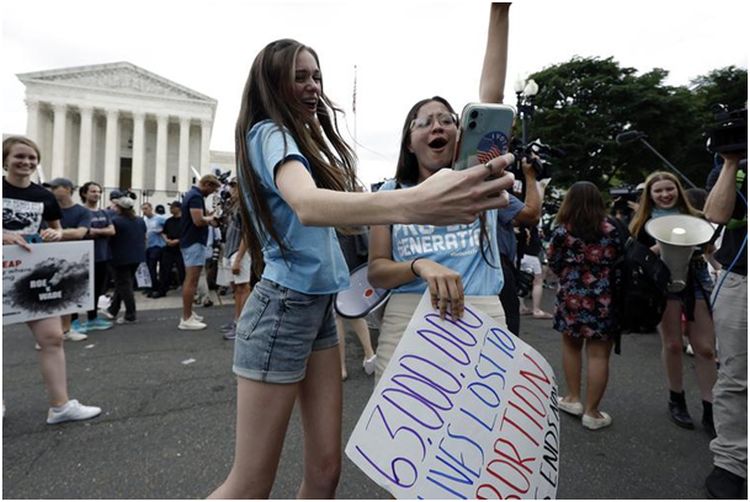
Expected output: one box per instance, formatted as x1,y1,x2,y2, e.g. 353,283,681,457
410,258,423,277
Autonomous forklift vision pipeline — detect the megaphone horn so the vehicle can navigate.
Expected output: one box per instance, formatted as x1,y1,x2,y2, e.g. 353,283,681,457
645,215,716,292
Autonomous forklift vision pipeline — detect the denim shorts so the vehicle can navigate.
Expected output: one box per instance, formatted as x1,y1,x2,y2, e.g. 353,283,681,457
233,279,339,384
667,262,714,301
181,243,207,267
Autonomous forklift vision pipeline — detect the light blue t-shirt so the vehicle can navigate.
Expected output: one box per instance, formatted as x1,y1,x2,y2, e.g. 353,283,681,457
144,214,166,248
378,179,504,295
240,120,349,294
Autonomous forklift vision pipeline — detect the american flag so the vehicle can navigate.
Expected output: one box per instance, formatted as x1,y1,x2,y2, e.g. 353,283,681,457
476,143,503,164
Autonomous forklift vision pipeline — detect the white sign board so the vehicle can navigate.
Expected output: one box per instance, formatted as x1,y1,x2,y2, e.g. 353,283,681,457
3,241,94,325
346,291,560,499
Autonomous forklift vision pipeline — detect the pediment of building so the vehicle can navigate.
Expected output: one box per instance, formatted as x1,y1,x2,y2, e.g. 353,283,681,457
18,62,215,103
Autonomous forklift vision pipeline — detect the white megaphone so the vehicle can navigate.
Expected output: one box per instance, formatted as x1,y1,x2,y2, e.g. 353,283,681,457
645,215,715,292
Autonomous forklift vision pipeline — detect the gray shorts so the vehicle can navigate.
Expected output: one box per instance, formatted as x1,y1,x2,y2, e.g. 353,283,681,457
233,279,338,384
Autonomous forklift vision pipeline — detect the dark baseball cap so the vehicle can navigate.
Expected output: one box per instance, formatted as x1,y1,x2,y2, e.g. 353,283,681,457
43,177,74,189
109,189,125,200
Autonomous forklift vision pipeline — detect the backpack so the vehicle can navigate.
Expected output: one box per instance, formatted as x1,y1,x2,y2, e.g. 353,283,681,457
610,218,670,334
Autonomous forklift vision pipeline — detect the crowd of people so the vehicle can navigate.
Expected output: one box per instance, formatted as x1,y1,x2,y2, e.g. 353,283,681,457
2,3,746,500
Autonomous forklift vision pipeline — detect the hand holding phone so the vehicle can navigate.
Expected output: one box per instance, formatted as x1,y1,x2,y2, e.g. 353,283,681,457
452,103,515,171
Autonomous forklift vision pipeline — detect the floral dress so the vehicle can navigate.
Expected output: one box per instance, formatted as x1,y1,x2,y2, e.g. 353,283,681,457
547,219,623,340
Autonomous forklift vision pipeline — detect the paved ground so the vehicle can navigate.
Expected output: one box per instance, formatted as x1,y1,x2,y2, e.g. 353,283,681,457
2,290,720,498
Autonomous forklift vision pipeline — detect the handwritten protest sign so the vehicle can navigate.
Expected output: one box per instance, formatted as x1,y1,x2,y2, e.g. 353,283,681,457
3,241,94,325
346,291,560,499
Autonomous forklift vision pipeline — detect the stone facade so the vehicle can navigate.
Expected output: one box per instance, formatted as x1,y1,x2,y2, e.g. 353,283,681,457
17,62,221,205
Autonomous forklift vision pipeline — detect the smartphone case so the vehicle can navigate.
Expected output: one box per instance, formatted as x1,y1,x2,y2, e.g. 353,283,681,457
453,103,515,171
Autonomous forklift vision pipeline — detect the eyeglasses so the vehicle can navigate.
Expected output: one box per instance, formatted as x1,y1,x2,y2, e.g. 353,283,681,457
410,112,458,130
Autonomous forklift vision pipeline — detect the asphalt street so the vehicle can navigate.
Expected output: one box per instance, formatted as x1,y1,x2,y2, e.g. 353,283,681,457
3,293,717,499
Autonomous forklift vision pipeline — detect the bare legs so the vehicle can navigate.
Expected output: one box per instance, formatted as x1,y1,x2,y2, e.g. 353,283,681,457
208,346,342,499
182,265,202,320
585,339,614,418
659,299,716,401
336,316,375,380
28,317,68,407
233,283,251,321
560,335,583,405
560,334,613,418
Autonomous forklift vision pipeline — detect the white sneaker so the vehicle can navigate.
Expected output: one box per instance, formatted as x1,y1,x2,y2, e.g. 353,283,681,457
63,330,88,342
35,342,42,351
363,355,377,375
557,397,584,416
190,312,204,322
178,317,207,330
47,399,102,425
582,411,613,430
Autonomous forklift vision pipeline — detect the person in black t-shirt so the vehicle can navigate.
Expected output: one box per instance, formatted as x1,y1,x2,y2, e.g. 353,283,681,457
158,201,186,295
703,153,748,499
2,136,101,425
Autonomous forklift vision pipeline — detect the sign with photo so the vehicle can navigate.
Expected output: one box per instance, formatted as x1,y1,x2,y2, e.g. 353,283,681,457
3,241,94,325
346,291,560,499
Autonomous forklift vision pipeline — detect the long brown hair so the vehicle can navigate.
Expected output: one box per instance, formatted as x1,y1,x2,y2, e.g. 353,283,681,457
394,97,495,267
394,96,455,186
629,171,699,238
235,39,357,275
555,181,608,242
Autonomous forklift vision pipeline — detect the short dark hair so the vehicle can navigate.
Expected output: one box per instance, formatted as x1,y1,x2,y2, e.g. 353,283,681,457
79,181,102,201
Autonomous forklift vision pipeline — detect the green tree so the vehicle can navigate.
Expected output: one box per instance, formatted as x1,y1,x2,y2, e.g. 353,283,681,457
525,59,746,191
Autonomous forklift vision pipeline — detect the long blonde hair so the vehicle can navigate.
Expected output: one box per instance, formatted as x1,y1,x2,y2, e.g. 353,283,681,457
629,171,700,237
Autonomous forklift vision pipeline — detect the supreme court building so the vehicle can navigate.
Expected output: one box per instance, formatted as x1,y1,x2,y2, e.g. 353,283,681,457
17,62,232,204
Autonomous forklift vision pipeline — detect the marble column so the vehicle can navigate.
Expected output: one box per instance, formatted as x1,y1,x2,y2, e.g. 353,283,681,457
155,114,169,192
77,106,94,185
178,117,191,191
200,119,212,175
131,112,146,191
51,103,67,179
25,99,41,142
104,109,119,188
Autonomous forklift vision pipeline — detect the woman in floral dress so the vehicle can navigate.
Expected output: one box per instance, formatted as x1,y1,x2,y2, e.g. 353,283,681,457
547,181,624,430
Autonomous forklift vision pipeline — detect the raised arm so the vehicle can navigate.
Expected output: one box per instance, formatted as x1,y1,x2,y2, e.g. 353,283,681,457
479,3,511,103
704,154,742,224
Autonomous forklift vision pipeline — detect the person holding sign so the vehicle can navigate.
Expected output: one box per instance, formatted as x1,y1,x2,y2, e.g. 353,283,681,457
368,96,510,384
546,182,624,430
208,39,515,499
2,136,102,425
368,4,512,383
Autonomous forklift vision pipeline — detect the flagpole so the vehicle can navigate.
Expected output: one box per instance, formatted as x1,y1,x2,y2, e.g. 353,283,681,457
352,64,358,156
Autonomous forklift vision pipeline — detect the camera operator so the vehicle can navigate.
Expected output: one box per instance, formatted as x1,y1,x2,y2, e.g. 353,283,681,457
703,152,747,499
497,156,544,336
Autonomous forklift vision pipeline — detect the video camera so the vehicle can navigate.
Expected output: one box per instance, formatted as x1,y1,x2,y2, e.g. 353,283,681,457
508,138,563,182
211,168,234,228
706,105,747,154
609,185,642,212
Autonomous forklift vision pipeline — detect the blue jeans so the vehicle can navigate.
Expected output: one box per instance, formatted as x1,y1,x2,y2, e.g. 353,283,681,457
233,279,338,384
